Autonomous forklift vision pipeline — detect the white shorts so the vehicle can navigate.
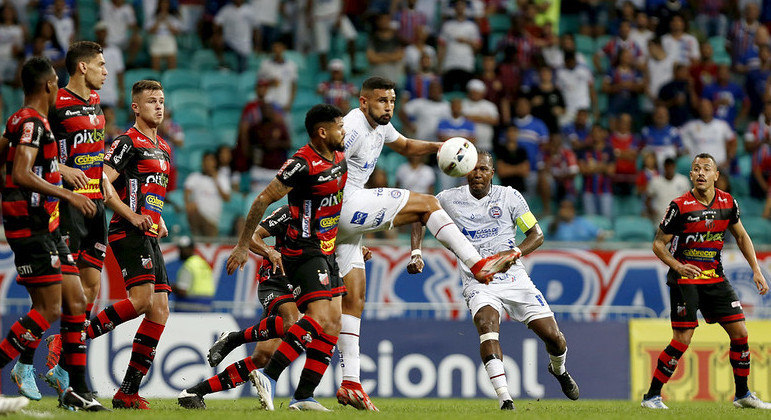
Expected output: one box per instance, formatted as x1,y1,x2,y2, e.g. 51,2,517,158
463,278,554,325
336,187,410,277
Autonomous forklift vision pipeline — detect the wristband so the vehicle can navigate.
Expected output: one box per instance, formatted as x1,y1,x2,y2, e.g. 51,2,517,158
513,247,522,257
411,249,422,257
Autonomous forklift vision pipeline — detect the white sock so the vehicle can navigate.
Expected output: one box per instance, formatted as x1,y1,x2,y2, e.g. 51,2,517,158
484,358,511,405
338,314,361,383
549,348,567,375
426,210,481,268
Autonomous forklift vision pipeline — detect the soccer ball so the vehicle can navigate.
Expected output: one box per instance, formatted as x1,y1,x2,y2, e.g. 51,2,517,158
437,137,478,177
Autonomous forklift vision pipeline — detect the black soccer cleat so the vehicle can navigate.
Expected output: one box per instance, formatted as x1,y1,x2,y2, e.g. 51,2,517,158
500,400,515,410
178,389,206,409
548,364,579,400
61,388,111,412
208,332,240,367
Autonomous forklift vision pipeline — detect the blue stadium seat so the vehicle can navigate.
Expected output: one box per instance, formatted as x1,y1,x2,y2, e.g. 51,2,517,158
168,89,210,112
166,189,185,208
218,193,245,235
489,14,511,33
162,69,201,92
575,34,594,56
283,50,308,73
79,7,98,40
613,196,643,217
218,128,238,147
737,154,752,177
124,68,161,100
201,71,238,91
292,89,322,111
559,14,580,35
184,129,216,150
676,155,692,176
162,204,190,237
743,216,771,243
238,72,257,97
210,109,242,131
613,216,655,242
247,53,264,71
175,107,210,130
731,175,750,199
192,50,221,71
739,198,765,217
584,214,613,231
176,146,206,173
594,35,612,53
1,86,23,118
208,89,247,111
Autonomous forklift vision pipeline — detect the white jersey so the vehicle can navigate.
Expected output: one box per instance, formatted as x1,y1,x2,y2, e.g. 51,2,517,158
436,185,538,288
342,108,401,194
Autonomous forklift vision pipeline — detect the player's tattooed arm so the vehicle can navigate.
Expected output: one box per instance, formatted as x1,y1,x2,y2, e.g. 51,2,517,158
407,222,425,274
227,178,291,274
729,220,769,295
652,228,701,279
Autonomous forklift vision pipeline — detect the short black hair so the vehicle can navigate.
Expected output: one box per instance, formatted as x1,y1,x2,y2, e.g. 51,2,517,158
478,150,493,165
21,57,55,95
361,76,396,92
305,104,343,137
66,41,103,76
693,153,717,167
664,157,676,166
564,51,576,62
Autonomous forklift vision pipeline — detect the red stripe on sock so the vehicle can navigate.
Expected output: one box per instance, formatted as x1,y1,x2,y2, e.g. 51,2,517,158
733,368,750,376
653,369,670,383
208,377,222,392
128,360,149,374
244,357,257,372
28,309,50,330
226,364,244,386
274,317,285,337
303,359,328,375
669,340,688,352
137,318,165,337
276,341,299,361
114,299,139,320
0,341,19,359
63,353,87,366
86,303,94,313
243,326,254,342
132,342,154,357
731,337,749,346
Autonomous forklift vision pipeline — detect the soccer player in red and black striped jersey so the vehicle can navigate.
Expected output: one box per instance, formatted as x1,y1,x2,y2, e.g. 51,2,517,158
86,80,172,410
227,104,347,411
0,57,105,412
642,153,771,410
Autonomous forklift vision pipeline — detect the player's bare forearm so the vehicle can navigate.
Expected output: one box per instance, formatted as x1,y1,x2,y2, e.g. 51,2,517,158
104,190,137,220
518,224,544,256
652,228,684,271
248,226,273,258
237,179,291,249
411,223,425,251
388,136,441,157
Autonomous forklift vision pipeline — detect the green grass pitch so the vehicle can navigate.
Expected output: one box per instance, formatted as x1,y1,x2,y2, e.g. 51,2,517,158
4,397,768,419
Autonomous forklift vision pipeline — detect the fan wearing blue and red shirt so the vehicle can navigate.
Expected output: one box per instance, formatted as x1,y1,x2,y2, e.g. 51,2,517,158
226,104,347,411
641,153,771,410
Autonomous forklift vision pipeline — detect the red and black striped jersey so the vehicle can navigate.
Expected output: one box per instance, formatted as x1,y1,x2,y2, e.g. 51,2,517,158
275,144,347,257
49,88,105,199
257,205,290,283
104,127,171,238
660,188,739,285
2,108,63,238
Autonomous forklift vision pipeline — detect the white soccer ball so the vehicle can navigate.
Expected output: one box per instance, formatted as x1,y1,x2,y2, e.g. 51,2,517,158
437,137,478,177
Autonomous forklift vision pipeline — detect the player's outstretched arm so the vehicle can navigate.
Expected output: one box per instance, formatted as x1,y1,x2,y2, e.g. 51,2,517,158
652,228,701,279
249,226,284,275
227,178,291,274
729,220,769,295
386,135,442,157
103,165,152,230
407,222,426,274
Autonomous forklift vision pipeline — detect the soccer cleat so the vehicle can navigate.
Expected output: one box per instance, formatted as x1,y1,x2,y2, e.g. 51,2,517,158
0,395,29,413
289,397,330,411
470,250,521,284
641,394,668,409
45,334,62,370
44,364,69,397
249,369,275,411
500,400,515,410
548,364,579,400
112,390,150,409
177,389,206,409
336,380,379,411
733,391,771,409
207,332,240,367
10,362,42,401
60,388,110,412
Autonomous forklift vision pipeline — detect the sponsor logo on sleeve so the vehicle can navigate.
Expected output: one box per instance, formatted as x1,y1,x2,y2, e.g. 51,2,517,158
351,211,368,225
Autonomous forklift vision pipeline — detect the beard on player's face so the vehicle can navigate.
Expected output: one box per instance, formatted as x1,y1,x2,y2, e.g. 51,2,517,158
368,108,392,125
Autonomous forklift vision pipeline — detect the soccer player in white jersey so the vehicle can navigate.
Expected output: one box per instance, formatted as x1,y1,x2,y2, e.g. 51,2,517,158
335,77,517,410
418,152,580,409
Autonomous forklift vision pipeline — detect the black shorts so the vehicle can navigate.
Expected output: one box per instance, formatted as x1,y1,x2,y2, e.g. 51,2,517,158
110,233,170,293
669,280,745,329
284,254,346,312
258,270,295,319
9,230,78,287
60,199,108,270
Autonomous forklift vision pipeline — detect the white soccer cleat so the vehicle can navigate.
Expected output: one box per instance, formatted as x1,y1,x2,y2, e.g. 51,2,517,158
289,397,330,411
641,395,668,409
734,391,771,409
249,369,275,411
0,395,29,413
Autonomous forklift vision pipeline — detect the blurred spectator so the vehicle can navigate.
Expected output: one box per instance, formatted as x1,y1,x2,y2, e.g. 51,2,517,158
47,0,74,51
250,99,291,169
658,63,697,127
644,38,675,108
525,66,565,134
645,157,690,220
311,0,357,71
727,2,761,66
745,44,771,118
578,125,614,218
258,40,298,113
438,0,480,93
630,10,654,58
396,155,435,195
461,79,498,153
689,41,718,97
661,14,700,65
494,46,522,123
403,25,436,75
496,14,537,69
548,200,603,242
172,236,215,312
639,105,683,169
102,106,124,146
556,51,596,125
213,0,259,71
252,0,281,52
602,48,644,127
539,134,579,215
100,0,141,65
0,3,25,84
651,0,686,38
393,0,428,45
317,58,357,113
403,52,440,100
236,79,282,170
367,13,405,82
609,113,638,196
511,96,549,178
399,79,450,141
179,0,205,34
94,21,124,109
216,144,240,192
478,54,505,113
562,109,592,150
747,102,771,199
543,33,588,69
495,125,530,194
680,98,736,172
437,97,476,189
701,64,747,128
636,149,659,199
577,0,609,38
593,20,643,74
146,0,182,71
185,152,232,237
694,0,728,38
27,20,66,82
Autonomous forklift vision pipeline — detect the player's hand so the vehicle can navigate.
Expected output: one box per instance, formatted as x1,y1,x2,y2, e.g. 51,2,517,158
61,165,89,190
226,245,249,275
753,270,769,295
267,248,284,275
159,218,169,238
362,246,372,262
130,213,153,231
101,172,115,201
407,255,424,274
675,263,702,279
68,192,97,217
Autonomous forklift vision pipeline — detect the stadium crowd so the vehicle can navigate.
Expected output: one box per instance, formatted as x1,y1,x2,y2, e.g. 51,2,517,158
2,0,771,242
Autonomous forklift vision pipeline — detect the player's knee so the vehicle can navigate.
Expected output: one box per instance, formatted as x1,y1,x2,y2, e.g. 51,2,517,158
64,292,87,315
251,351,271,369
129,296,152,315
282,314,298,332
35,301,62,324
150,299,170,323
341,292,365,315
